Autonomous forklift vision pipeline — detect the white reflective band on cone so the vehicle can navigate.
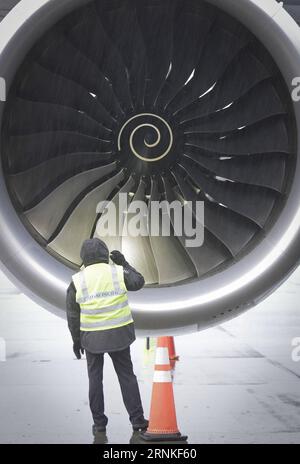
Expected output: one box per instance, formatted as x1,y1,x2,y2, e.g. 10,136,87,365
153,370,172,383
155,347,170,365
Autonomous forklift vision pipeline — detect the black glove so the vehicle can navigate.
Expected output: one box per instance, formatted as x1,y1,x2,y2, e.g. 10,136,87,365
110,250,127,267
73,341,84,360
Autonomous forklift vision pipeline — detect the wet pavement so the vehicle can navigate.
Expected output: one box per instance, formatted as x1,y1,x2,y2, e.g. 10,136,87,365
0,269,300,444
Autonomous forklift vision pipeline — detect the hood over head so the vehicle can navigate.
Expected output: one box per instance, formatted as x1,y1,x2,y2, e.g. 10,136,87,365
80,238,109,266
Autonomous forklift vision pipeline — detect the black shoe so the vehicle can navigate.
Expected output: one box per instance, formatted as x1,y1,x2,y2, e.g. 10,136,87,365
93,432,108,445
132,419,149,432
93,424,107,435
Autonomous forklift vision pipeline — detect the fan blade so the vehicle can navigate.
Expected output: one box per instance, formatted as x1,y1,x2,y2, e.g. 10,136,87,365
172,168,259,256
67,4,132,112
9,155,115,207
173,51,270,119
48,170,125,264
183,149,286,192
99,4,147,109
169,24,250,115
193,25,249,89
156,5,213,109
185,116,289,155
37,32,124,120
205,202,259,257
7,131,112,172
148,178,196,285
7,98,112,139
17,63,115,129
163,176,210,278
171,181,237,270
121,180,159,284
25,164,118,241
137,0,175,107
181,82,285,134
180,159,277,227
94,175,136,251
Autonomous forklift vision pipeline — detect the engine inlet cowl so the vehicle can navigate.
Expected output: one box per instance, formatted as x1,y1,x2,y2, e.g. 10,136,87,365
0,0,300,335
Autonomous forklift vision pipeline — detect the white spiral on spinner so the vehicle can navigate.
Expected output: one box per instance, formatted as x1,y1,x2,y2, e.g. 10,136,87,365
118,113,173,162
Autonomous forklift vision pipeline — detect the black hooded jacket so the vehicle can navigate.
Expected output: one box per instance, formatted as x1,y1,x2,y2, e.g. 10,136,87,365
66,239,145,353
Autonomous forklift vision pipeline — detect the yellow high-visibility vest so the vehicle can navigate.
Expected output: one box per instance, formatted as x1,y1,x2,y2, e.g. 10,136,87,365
72,263,133,332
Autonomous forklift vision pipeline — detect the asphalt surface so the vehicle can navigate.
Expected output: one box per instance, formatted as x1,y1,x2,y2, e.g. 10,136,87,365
0,269,299,444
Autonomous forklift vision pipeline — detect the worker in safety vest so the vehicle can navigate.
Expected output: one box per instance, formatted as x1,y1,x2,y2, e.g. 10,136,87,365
66,238,148,436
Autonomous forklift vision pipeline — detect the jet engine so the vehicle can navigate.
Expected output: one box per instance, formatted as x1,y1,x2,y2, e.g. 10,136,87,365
0,0,300,334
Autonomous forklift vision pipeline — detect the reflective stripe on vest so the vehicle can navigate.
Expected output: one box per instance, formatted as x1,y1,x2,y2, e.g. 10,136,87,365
72,263,133,332
80,299,129,315
81,313,133,330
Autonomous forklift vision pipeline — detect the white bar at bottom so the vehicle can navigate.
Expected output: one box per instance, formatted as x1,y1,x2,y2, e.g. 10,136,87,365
153,370,172,383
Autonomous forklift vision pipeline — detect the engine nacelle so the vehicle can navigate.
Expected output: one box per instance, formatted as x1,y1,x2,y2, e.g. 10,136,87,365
0,0,300,335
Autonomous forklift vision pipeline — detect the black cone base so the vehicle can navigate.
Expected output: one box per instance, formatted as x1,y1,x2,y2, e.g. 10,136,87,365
140,431,188,442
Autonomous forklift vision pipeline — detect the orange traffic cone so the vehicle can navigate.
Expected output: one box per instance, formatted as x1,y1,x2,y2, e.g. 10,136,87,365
141,337,187,442
165,336,179,362
160,336,179,370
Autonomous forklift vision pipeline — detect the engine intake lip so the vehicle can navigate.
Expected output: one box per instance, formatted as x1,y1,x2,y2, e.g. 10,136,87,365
0,0,299,334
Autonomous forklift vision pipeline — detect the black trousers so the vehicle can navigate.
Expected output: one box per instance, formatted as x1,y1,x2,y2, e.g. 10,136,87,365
85,347,144,427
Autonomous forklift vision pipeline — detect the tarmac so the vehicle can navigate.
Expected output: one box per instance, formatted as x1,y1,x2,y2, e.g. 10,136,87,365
0,269,300,444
